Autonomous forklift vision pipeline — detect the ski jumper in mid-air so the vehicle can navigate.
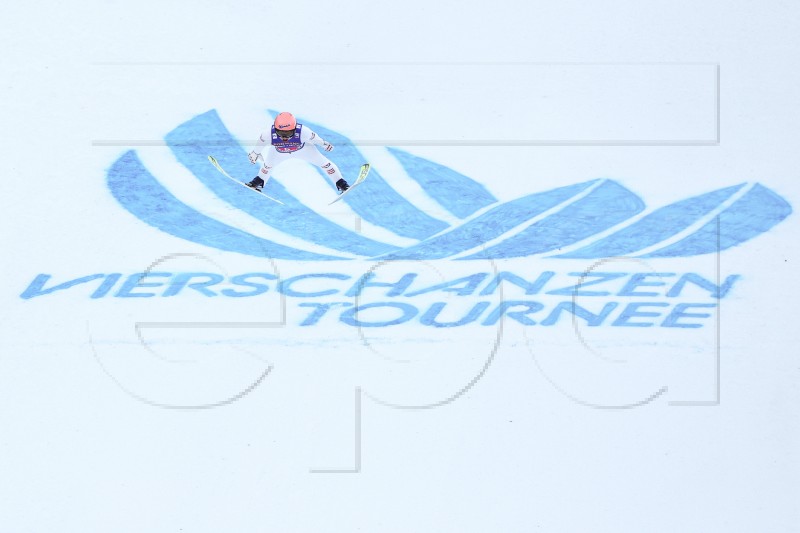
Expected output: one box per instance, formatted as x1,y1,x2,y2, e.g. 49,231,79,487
246,112,350,194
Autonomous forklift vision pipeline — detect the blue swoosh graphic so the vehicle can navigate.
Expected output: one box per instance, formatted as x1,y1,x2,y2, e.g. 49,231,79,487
108,151,346,260
106,109,793,260
165,110,398,257
387,147,497,218
557,184,746,258
465,180,646,259
288,113,451,240
641,183,793,257
377,180,598,260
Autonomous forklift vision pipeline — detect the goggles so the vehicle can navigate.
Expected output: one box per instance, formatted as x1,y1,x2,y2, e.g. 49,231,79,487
275,128,295,140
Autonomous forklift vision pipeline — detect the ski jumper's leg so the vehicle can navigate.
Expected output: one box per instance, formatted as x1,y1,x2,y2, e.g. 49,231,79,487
297,146,344,185
253,148,283,184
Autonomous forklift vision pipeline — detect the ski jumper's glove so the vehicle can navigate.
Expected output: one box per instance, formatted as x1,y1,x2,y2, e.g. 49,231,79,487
248,151,260,163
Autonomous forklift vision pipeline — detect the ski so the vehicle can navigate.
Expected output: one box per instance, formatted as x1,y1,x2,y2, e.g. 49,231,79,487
207,155,285,205
328,163,371,205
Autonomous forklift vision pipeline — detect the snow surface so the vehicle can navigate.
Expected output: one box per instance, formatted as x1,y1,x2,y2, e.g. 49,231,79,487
1,1,799,532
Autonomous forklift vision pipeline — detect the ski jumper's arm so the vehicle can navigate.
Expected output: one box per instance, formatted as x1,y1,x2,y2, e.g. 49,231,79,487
301,127,333,151
252,130,272,157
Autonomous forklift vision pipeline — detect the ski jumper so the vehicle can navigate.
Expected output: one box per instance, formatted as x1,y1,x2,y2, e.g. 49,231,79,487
251,124,343,185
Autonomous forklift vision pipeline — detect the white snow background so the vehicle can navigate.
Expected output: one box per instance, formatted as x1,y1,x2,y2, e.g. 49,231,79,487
1,1,799,532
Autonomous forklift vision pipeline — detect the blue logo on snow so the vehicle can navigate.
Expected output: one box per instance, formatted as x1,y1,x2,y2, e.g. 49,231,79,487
107,110,792,260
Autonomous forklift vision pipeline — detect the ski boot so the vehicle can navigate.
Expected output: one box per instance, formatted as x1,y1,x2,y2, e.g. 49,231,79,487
335,178,349,194
246,177,264,192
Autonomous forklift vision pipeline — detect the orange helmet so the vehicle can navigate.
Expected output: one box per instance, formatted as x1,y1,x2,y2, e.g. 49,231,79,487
274,112,297,131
